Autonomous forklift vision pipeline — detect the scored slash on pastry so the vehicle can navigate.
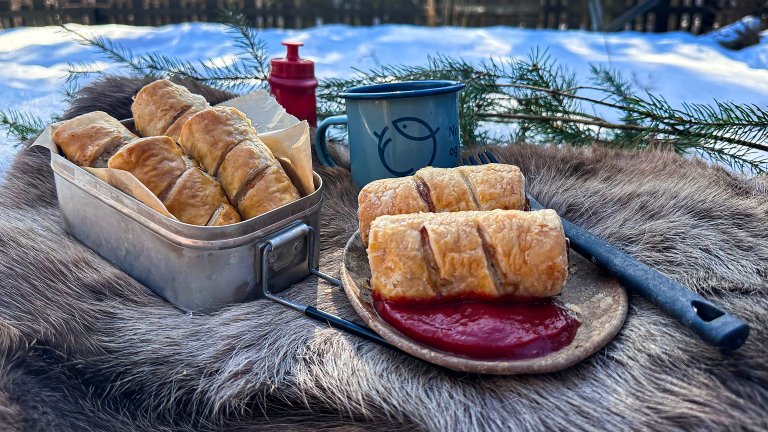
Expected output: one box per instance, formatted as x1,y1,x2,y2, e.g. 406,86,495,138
367,210,568,302
357,164,526,244
464,150,750,352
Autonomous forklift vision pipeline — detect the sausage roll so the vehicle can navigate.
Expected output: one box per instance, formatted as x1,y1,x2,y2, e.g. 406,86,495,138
54,112,241,226
367,210,568,302
158,163,236,226
177,105,254,176
52,111,137,167
131,79,208,140
105,136,187,196
357,164,526,244
179,106,300,220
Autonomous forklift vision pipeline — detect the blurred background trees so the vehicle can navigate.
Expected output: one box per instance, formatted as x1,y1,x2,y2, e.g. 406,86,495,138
2,0,767,34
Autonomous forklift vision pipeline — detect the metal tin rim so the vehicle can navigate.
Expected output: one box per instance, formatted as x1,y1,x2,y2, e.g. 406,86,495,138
50,152,324,249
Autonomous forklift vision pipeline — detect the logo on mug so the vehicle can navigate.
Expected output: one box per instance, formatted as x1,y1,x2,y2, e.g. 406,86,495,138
373,117,439,176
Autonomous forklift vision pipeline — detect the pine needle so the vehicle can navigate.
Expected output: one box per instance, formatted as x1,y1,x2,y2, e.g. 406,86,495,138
52,23,768,173
58,10,270,95
0,109,49,143
321,48,768,173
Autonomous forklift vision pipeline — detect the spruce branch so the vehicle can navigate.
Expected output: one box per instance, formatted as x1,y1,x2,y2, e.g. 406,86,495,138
486,113,768,153
61,24,145,75
59,11,270,94
319,48,768,173
53,24,767,173
0,109,49,143
219,9,270,81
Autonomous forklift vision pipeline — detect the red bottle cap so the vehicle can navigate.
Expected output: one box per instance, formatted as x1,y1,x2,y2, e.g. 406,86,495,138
270,41,314,79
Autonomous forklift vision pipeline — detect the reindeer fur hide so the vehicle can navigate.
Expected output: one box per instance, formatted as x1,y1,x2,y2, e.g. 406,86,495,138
0,77,766,431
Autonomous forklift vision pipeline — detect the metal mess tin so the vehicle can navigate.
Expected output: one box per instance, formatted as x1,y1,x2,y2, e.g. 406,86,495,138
49,141,323,312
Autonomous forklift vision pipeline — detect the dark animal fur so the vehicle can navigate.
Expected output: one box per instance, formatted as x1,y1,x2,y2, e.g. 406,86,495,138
0,77,766,431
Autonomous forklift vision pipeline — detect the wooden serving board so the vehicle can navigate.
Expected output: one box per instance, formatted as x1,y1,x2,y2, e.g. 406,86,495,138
341,230,628,375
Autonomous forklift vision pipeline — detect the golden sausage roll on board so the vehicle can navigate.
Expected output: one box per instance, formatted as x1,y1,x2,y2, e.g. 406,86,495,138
367,209,568,302
179,106,300,220
53,111,241,226
131,79,209,140
357,164,526,244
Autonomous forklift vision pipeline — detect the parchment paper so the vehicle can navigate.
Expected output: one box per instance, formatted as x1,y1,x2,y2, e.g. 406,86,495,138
33,89,314,220
85,167,174,218
219,91,300,133
259,121,315,196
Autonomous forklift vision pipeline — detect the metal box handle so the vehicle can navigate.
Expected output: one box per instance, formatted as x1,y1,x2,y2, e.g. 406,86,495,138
259,223,395,349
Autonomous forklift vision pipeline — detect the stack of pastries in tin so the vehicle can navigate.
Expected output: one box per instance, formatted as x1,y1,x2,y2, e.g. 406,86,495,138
358,165,570,302
52,79,300,226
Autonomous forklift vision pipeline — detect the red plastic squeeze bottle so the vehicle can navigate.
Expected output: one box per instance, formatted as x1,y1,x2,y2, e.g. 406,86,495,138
268,41,318,127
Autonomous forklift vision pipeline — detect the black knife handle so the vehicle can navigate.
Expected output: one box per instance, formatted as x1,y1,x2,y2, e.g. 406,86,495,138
530,196,750,351
305,306,399,350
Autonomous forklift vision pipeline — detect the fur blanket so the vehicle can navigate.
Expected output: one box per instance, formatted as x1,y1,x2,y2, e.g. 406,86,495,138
0,77,766,431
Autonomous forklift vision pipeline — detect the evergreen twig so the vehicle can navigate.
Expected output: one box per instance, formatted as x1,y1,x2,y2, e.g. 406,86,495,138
53,24,768,173
60,11,269,94
485,113,768,153
321,49,768,173
0,109,50,143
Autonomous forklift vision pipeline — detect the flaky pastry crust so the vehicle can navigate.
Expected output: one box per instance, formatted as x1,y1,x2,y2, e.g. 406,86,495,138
178,106,255,176
131,79,208,138
161,167,232,226
107,136,186,196
54,111,241,226
367,210,568,302
180,107,300,220
53,111,136,168
358,164,526,244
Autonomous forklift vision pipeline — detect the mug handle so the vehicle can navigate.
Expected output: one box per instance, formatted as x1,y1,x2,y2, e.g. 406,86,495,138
315,115,348,167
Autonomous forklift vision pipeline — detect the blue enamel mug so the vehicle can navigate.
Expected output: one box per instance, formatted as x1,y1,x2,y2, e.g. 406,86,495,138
316,80,465,187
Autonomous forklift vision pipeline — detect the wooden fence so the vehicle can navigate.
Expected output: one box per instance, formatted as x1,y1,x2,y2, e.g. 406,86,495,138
1,0,766,33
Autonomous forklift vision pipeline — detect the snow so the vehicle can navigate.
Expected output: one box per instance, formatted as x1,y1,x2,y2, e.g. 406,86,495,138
2,22,768,173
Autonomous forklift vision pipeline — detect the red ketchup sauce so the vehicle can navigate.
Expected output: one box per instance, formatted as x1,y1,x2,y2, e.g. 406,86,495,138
373,293,580,360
